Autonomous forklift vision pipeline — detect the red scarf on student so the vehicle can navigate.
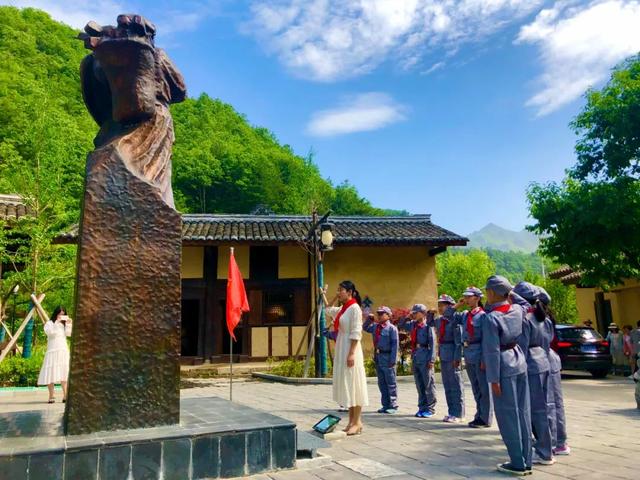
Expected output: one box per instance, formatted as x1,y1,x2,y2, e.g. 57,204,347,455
439,317,448,342
467,307,484,340
374,322,386,347
333,298,358,333
491,303,511,314
411,321,425,352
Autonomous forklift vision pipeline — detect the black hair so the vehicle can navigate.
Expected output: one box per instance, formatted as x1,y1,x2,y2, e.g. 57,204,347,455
478,300,484,309
339,280,362,306
50,306,67,322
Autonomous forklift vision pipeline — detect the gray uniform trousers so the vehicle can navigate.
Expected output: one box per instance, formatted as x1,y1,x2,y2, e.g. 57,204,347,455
529,371,552,459
546,369,567,448
413,362,436,413
466,361,493,425
494,372,532,471
376,361,398,409
441,361,465,418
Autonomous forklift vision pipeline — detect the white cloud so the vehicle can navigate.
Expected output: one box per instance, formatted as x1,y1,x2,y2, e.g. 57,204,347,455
306,92,407,137
517,0,640,115
2,0,219,38
3,0,125,29
246,0,545,81
421,61,446,75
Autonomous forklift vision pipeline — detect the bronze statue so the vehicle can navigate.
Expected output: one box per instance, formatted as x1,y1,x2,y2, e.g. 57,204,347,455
65,15,185,435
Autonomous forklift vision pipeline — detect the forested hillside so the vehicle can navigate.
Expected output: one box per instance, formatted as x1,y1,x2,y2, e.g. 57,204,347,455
0,6,382,219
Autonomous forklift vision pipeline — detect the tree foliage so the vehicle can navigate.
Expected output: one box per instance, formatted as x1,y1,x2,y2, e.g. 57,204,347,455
436,249,495,299
528,55,640,287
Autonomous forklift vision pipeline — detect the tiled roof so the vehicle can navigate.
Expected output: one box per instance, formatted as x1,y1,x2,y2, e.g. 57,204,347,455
56,214,468,247
0,194,29,221
549,265,583,285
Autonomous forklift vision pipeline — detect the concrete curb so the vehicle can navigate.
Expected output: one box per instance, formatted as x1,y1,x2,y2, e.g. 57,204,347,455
252,372,416,384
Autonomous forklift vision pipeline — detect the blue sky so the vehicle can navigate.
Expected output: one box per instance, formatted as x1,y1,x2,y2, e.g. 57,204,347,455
6,1,640,235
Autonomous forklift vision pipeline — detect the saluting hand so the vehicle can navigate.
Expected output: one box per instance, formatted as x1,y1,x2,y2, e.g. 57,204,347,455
491,382,502,397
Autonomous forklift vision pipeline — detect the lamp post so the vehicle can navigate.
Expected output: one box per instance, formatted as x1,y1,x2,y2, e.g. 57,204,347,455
10,284,19,356
309,211,334,378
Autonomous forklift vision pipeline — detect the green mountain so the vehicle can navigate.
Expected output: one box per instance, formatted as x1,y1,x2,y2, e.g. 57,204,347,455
0,6,385,220
467,223,539,253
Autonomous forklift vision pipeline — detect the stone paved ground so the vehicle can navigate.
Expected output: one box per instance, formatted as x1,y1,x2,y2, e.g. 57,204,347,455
182,372,639,480
1,372,638,479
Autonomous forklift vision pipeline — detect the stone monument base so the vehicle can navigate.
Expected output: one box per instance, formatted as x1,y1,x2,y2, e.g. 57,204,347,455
0,397,296,479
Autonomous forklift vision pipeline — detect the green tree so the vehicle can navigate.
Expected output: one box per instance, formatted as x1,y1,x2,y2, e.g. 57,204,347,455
522,272,579,325
436,249,495,299
528,55,640,287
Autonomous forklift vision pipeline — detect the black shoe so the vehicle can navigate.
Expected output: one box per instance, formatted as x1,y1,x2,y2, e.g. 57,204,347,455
468,419,489,428
496,463,532,476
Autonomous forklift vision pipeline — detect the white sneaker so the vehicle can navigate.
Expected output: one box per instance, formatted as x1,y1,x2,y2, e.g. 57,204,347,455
553,445,571,456
532,451,556,465
444,416,460,423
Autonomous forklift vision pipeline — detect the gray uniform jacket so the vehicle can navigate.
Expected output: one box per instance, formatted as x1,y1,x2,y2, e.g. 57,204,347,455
432,310,463,362
518,311,553,375
363,319,399,368
449,307,485,364
481,301,527,384
398,318,436,365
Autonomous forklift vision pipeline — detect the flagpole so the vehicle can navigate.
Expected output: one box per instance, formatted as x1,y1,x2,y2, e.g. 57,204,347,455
230,247,234,402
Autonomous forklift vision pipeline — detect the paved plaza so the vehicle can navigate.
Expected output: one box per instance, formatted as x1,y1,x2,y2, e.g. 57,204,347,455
1,371,638,479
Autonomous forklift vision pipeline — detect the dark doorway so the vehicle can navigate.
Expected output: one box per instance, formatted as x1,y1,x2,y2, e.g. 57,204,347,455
220,299,246,356
181,299,200,356
594,293,613,335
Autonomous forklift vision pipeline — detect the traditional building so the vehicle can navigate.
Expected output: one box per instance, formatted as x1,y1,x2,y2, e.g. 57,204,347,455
550,266,640,333
57,213,467,363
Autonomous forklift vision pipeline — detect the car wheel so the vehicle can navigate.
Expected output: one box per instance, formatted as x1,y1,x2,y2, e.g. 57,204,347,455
589,369,608,379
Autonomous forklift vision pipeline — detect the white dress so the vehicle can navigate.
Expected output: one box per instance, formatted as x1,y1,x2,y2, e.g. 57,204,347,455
37,320,71,385
326,304,369,408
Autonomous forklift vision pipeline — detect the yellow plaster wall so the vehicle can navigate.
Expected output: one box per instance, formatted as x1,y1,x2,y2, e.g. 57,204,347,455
324,246,437,357
611,287,640,327
181,246,204,279
575,288,596,325
278,246,308,279
323,246,437,310
291,326,308,355
217,245,250,279
271,327,289,356
251,328,269,357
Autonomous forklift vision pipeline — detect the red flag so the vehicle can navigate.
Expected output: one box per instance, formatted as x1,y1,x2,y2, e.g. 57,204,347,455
226,249,250,341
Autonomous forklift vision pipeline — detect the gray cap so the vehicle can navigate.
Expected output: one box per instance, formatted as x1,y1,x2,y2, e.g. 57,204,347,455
411,303,427,314
376,306,392,316
437,294,456,304
536,287,551,305
513,281,538,303
484,275,513,296
463,286,483,297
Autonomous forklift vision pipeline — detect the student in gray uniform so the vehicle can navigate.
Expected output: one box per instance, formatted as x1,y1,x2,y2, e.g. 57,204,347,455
399,304,437,418
536,288,570,456
451,286,493,428
363,306,399,414
482,275,532,476
432,294,464,423
512,282,555,466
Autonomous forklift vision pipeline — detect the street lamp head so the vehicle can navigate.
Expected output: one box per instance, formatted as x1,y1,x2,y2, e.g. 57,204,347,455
320,223,334,251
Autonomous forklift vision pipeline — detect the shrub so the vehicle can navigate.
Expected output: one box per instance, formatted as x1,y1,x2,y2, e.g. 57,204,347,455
0,347,45,387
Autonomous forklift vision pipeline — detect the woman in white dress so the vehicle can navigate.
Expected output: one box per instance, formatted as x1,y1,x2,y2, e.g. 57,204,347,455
323,280,369,435
38,306,72,403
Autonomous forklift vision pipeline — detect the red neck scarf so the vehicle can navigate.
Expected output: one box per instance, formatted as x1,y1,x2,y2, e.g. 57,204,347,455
411,321,425,352
374,322,386,347
467,306,484,340
439,317,448,342
333,298,358,333
491,303,511,314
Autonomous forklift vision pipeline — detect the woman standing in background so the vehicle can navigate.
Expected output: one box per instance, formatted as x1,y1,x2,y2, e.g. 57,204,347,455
323,280,369,435
38,306,72,403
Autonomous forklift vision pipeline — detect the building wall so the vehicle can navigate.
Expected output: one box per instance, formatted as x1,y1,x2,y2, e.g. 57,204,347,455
575,288,596,325
181,246,204,279
216,245,250,279
278,246,308,279
324,246,438,357
324,246,437,310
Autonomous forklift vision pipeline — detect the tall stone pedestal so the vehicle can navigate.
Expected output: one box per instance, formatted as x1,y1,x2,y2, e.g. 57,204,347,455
64,144,182,435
